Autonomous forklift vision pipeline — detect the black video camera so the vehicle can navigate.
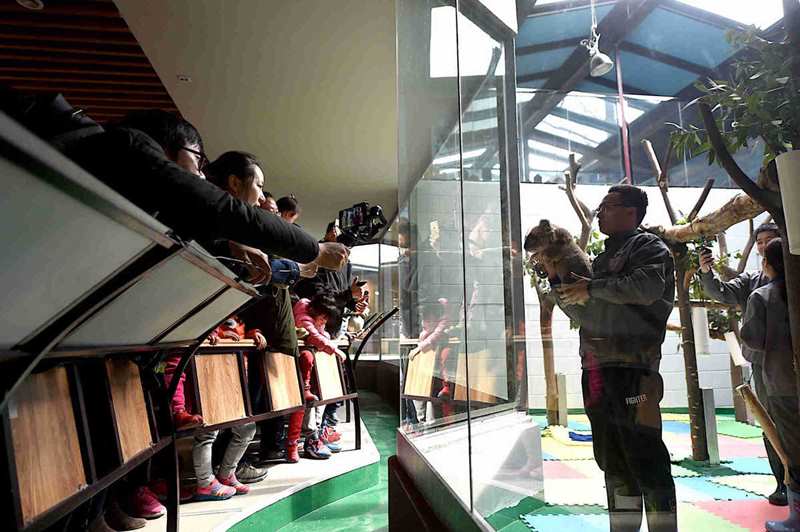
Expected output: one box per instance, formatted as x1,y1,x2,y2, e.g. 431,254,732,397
337,202,388,247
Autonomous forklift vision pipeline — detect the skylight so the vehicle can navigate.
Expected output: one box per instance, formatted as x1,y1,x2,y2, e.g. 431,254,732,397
674,0,783,29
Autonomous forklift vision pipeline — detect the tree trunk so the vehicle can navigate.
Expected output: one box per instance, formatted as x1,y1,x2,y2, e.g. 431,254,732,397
535,285,559,425
778,228,800,398
659,194,764,242
674,249,709,460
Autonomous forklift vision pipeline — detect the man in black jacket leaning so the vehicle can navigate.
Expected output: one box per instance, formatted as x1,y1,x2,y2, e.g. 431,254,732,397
1,91,348,271
549,184,677,532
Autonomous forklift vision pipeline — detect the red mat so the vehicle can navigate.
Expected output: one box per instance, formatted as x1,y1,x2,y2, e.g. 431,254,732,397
543,460,588,479
695,499,789,531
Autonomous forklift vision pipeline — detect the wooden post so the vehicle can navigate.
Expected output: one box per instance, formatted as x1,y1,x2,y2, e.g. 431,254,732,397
702,388,720,465
556,373,568,427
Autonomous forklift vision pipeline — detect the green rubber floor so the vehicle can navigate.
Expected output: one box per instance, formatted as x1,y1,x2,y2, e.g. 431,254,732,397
278,391,397,532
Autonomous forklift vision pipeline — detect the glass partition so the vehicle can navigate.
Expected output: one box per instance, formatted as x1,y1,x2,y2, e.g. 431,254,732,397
397,0,535,526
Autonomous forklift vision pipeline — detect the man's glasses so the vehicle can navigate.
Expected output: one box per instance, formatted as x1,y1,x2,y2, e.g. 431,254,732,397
180,146,209,170
597,202,627,212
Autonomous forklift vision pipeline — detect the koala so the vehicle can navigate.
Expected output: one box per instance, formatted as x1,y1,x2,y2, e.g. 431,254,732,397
524,219,591,283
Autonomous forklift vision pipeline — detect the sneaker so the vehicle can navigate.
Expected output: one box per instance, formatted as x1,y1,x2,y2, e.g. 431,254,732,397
286,444,300,463
149,479,193,503
235,462,268,484
218,473,250,495
323,426,342,443
105,500,146,531
128,486,166,519
769,485,788,506
173,410,203,430
320,428,342,453
324,440,342,453
194,479,236,501
303,437,331,460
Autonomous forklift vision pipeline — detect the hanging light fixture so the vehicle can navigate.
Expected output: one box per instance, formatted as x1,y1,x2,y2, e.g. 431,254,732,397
581,0,614,77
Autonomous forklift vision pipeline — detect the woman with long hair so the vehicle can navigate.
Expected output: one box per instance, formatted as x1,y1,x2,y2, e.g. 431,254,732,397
741,238,800,530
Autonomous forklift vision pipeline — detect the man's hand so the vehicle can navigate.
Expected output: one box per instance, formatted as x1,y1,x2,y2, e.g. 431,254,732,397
557,279,590,306
351,276,367,299
229,242,272,284
299,262,318,278
699,249,714,273
316,242,349,270
355,299,368,315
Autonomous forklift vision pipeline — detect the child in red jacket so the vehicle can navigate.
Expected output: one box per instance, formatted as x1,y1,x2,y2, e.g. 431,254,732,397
286,295,344,462
163,316,265,430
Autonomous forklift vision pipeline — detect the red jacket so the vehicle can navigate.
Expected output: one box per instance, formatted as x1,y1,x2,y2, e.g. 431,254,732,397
293,298,337,354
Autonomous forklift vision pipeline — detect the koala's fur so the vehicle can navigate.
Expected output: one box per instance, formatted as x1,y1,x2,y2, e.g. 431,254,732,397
524,219,592,283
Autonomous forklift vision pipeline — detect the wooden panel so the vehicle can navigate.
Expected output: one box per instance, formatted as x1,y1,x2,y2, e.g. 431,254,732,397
105,359,152,462
195,355,246,425
264,352,302,411
314,351,344,400
10,367,86,525
453,351,503,404
403,348,437,398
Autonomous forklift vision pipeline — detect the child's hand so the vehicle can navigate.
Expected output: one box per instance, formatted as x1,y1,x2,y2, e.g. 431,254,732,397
207,332,219,345
333,348,347,362
253,332,267,350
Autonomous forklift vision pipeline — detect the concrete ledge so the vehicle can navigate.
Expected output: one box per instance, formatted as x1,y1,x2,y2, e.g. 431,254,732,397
142,415,380,532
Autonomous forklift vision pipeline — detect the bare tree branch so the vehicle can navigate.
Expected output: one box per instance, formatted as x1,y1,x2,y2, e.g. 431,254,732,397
651,193,765,243
642,139,678,224
687,178,715,222
737,215,772,273
564,154,590,231
716,232,738,281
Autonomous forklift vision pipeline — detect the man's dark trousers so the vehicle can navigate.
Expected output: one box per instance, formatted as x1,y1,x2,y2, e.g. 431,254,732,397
582,364,677,531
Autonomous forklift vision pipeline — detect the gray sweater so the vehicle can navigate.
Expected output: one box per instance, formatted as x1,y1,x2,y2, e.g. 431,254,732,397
698,269,767,365
740,279,798,397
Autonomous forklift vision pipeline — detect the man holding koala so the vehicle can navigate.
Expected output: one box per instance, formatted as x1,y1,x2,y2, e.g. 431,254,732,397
545,185,677,532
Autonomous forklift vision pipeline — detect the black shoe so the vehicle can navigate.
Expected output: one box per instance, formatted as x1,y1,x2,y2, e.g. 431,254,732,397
257,448,286,463
769,485,788,506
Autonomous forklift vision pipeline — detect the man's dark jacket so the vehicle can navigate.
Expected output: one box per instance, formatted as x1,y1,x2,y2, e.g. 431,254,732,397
554,229,675,369
66,128,319,263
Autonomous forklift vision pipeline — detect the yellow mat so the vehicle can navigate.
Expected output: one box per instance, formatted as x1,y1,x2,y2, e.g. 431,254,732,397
541,436,597,460
709,474,776,497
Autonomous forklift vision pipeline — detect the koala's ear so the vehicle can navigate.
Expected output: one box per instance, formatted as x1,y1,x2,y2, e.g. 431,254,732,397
523,229,535,251
538,219,551,230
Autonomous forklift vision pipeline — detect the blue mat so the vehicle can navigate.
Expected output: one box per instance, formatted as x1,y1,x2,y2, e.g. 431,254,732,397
521,513,609,532
675,477,760,500
568,420,591,431
727,457,772,475
662,420,692,434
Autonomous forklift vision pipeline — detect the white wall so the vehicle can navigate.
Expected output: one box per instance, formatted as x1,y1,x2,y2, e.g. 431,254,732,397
520,182,769,409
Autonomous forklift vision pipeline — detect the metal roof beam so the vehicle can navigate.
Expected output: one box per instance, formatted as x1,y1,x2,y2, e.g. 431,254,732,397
619,42,715,77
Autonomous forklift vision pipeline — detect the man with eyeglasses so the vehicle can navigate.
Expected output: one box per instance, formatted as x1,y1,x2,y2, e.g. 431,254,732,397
547,184,677,531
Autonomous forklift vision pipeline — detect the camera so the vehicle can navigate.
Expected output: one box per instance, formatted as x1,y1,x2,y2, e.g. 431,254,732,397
337,202,388,247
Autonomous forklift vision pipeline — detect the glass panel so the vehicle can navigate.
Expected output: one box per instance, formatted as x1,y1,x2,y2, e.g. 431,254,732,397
397,0,472,508
458,9,539,522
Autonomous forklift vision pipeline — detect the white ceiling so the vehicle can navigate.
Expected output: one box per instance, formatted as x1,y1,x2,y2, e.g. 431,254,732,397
114,0,398,238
